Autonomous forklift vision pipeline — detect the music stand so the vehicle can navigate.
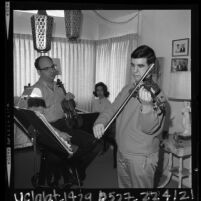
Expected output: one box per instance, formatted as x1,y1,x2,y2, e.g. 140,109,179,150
14,107,73,157
14,107,74,188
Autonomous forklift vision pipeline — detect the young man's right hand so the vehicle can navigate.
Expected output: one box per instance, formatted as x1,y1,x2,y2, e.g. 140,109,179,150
93,124,105,139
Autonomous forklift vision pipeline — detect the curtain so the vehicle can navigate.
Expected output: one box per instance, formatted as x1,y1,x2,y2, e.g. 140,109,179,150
13,34,40,97
46,38,96,111
13,33,137,111
13,34,96,112
95,34,138,102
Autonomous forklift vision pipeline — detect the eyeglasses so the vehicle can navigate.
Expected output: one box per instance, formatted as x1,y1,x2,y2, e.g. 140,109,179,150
39,64,57,71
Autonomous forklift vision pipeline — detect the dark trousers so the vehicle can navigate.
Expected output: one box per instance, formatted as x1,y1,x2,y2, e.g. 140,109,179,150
38,148,71,185
50,118,103,175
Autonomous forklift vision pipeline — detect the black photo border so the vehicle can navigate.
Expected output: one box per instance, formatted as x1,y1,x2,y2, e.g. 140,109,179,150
4,1,199,201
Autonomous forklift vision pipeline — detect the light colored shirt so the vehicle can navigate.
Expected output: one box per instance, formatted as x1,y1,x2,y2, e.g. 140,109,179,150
16,79,72,149
92,97,112,113
94,84,167,155
18,78,65,122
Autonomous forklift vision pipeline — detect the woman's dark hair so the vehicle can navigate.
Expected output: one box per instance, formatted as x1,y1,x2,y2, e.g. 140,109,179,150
34,56,53,70
93,82,110,98
131,45,156,65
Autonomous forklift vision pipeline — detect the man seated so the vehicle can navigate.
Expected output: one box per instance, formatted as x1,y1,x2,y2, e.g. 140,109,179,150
17,55,103,186
27,93,77,187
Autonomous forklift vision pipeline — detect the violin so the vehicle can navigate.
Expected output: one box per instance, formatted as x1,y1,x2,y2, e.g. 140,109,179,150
56,79,83,129
130,75,166,115
104,63,166,133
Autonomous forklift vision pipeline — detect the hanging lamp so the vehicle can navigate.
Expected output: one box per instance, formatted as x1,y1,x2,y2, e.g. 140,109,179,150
31,10,53,52
64,10,82,42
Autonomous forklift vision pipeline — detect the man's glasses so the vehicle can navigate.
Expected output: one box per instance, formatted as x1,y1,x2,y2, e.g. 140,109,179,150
39,64,57,71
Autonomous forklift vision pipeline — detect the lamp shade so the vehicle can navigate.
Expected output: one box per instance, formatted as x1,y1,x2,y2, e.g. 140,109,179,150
64,10,82,41
168,71,191,100
31,10,53,52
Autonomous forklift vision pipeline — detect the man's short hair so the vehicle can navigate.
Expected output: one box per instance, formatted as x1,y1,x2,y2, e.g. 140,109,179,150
34,56,53,70
131,45,156,65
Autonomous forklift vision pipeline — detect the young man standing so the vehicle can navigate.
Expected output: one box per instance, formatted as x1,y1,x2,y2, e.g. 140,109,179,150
93,45,166,188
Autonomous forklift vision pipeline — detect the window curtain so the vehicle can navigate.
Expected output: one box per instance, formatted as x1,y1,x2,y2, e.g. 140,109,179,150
13,34,96,112
95,34,138,102
13,34,40,97
13,33,137,111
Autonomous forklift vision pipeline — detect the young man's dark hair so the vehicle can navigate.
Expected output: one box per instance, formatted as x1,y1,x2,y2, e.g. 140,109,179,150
93,82,110,98
131,45,156,65
34,56,53,70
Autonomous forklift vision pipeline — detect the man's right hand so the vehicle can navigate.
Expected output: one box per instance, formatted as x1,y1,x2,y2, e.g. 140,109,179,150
93,124,105,139
58,131,72,142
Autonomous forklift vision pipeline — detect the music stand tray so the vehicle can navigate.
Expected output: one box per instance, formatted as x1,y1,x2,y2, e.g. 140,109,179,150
14,107,73,158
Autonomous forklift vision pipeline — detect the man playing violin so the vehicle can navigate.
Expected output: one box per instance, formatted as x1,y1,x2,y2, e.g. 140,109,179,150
93,45,167,188
18,56,103,186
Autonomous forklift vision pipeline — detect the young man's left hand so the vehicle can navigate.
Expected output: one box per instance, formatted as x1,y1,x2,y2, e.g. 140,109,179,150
139,86,153,113
139,86,152,104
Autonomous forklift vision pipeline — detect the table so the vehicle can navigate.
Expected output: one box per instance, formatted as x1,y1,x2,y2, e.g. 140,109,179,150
159,135,191,188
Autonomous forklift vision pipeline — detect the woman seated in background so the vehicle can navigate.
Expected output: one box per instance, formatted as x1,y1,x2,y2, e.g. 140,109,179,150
92,82,112,113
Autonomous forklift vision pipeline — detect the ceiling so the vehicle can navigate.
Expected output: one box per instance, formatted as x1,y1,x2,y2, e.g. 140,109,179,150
15,10,138,20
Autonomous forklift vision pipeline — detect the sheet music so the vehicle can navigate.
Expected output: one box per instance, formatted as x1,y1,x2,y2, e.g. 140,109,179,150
33,111,73,156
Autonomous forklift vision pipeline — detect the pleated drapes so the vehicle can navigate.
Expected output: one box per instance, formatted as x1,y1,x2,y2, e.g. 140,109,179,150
13,33,137,111
95,34,138,102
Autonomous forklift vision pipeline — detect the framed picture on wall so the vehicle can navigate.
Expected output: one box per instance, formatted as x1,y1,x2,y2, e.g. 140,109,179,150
171,58,188,72
172,38,189,57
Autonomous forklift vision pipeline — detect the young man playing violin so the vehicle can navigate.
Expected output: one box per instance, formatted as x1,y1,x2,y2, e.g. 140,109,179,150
18,56,103,186
93,45,167,188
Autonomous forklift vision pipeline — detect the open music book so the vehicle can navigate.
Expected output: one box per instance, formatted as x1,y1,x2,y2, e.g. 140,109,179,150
14,107,73,157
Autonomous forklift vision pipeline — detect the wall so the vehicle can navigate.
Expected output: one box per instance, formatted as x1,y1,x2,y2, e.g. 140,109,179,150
139,9,191,133
138,10,191,93
98,12,139,39
13,11,99,40
138,10,191,187
14,11,138,40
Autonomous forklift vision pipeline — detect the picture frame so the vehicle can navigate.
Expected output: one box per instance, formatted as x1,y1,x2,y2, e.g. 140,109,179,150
172,38,189,57
171,58,188,72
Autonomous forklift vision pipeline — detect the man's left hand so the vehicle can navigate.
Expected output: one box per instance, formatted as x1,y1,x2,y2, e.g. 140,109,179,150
65,92,75,100
139,86,153,113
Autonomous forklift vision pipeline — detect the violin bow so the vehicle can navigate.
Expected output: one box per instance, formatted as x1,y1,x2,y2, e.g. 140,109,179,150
104,63,155,133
